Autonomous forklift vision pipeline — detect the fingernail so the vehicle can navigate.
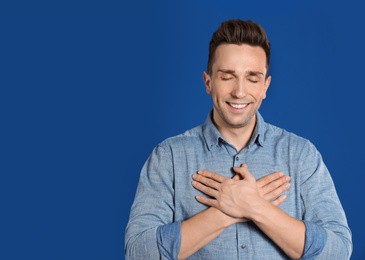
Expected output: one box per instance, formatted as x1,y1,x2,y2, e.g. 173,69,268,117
279,172,284,177
192,181,197,186
192,174,198,179
286,176,291,181
285,183,290,188
197,170,202,174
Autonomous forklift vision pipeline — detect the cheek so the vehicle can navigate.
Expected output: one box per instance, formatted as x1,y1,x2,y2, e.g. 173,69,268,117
210,86,225,100
251,86,267,100
211,92,221,105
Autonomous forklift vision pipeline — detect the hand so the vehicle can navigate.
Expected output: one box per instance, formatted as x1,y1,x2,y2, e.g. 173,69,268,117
192,164,290,219
256,168,290,206
231,167,290,206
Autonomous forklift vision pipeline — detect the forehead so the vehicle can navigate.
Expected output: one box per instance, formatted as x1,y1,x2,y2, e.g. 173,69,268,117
213,44,267,73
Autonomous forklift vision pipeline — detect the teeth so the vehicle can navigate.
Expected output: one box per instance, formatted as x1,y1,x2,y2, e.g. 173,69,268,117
230,103,248,109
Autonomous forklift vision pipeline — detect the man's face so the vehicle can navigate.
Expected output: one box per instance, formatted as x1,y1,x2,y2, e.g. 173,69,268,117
204,43,271,131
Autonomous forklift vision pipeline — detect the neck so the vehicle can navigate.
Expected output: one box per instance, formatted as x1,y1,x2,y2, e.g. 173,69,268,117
214,115,257,153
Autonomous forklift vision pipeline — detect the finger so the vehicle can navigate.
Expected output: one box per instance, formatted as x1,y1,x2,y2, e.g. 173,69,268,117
192,173,220,190
232,174,241,181
197,170,228,183
260,176,291,197
256,171,284,188
263,182,290,201
270,194,287,206
233,164,255,182
192,180,219,198
195,195,218,208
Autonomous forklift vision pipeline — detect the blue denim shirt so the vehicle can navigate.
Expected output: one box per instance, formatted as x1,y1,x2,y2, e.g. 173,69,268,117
125,111,352,259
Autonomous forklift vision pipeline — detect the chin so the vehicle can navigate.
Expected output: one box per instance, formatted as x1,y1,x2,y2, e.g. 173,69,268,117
229,122,251,128
227,115,256,129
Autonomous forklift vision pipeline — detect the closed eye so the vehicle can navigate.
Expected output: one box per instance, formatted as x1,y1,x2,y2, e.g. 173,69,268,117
248,79,258,83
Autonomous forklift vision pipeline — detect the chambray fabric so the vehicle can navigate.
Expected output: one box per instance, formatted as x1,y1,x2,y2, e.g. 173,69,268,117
125,111,352,260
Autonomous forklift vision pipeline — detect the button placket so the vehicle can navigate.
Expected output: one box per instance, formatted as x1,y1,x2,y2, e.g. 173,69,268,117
233,154,242,167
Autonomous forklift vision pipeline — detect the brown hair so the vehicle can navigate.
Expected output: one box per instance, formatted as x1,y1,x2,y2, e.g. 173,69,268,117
207,19,271,77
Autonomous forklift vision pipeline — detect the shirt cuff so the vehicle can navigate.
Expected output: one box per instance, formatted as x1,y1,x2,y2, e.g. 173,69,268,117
156,221,182,260
301,220,327,259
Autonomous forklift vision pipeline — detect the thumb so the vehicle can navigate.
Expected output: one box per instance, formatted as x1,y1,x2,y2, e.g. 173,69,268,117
233,164,254,181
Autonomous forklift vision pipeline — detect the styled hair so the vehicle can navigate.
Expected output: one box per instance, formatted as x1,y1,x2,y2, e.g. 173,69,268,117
207,19,271,77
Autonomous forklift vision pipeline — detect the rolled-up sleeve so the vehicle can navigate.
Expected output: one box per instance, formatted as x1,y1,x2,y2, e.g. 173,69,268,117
299,143,352,259
157,221,182,259
125,144,181,260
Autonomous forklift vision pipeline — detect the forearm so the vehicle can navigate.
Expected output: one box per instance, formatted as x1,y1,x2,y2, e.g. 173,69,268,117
178,207,240,260
252,200,305,259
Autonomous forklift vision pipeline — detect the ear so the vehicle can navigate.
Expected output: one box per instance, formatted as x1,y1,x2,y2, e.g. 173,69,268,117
203,71,212,94
262,75,271,99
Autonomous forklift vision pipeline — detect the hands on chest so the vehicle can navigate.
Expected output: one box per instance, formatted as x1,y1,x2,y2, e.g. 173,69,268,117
192,163,291,222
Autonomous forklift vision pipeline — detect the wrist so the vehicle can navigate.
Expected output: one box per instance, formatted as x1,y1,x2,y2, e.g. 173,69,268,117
207,207,241,227
249,198,272,223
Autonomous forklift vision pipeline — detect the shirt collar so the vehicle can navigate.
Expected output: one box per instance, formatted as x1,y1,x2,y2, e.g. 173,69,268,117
202,109,265,151
251,111,265,148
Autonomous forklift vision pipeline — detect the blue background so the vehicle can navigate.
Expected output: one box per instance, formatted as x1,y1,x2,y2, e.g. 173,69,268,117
1,0,364,259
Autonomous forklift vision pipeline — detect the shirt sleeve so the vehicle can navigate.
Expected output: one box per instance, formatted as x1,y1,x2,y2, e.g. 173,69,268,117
125,144,181,260
299,142,352,259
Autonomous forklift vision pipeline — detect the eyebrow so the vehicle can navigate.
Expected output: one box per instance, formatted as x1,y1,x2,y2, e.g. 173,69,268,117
217,69,235,74
217,69,264,77
246,70,265,77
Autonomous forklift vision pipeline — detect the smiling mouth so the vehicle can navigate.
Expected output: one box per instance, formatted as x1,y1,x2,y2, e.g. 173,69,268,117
227,102,249,109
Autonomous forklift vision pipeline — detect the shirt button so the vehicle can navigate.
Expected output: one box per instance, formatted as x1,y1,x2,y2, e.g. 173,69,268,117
236,156,239,161
241,245,246,249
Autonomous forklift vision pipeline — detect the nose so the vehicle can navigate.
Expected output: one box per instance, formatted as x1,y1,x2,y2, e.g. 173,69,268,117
232,79,247,98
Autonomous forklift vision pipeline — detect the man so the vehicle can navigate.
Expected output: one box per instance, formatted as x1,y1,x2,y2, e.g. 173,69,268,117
125,19,352,259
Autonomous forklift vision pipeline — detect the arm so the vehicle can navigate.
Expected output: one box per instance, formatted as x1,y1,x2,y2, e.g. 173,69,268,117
299,146,352,259
178,169,290,259
125,145,176,260
192,164,305,259
193,155,353,260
